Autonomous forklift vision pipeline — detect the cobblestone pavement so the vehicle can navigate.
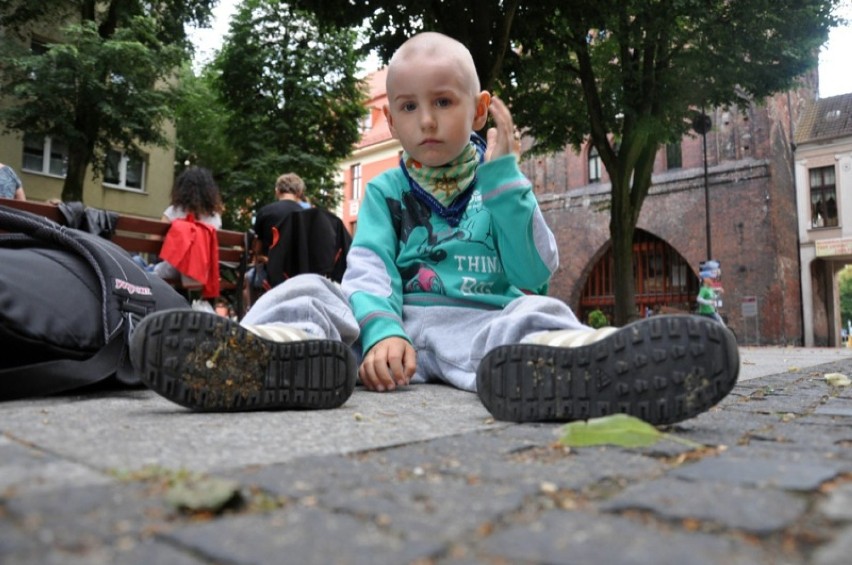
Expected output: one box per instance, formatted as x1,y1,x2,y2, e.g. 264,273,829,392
1,349,851,564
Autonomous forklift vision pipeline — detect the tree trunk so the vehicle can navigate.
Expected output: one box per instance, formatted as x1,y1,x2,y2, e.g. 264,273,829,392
61,146,92,202
610,202,638,326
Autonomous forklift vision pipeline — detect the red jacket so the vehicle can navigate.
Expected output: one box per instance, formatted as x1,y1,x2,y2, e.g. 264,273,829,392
160,215,220,298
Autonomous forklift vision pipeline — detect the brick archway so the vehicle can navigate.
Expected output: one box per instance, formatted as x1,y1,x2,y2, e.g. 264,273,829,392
578,230,698,324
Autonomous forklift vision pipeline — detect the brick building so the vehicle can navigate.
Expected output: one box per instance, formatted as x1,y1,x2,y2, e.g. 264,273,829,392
340,69,817,345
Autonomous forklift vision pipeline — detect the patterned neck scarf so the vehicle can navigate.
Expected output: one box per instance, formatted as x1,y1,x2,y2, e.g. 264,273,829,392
400,134,486,227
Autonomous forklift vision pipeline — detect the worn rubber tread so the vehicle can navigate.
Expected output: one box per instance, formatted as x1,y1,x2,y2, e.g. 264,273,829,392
130,309,356,411
476,315,739,424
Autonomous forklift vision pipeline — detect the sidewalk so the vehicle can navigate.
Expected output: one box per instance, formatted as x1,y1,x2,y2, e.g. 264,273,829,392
2,346,851,564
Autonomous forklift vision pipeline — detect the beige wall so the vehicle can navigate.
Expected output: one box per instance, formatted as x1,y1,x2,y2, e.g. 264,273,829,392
0,125,175,219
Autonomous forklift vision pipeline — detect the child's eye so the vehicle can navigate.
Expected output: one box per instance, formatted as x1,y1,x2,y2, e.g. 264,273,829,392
435,98,452,108
401,102,417,112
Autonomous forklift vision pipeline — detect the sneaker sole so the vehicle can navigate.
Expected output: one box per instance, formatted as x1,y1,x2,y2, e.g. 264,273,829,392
476,315,739,424
130,309,356,411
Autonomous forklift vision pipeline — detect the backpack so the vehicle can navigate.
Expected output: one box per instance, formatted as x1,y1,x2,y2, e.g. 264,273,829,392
266,207,351,286
0,204,188,400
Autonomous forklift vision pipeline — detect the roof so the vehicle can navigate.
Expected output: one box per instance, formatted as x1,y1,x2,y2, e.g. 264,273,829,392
364,67,388,103
795,92,852,145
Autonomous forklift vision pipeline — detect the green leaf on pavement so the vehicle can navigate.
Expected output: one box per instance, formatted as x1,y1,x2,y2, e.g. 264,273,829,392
558,414,705,449
558,414,664,447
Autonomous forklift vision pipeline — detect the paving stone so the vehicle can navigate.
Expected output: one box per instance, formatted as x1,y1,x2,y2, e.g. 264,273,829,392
355,431,667,490
0,538,209,565
478,510,770,565
224,454,391,499
0,515,40,554
814,399,852,417
0,437,112,496
671,454,840,490
665,410,781,447
316,474,536,542
812,525,852,565
3,481,174,548
162,506,441,565
600,478,808,533
819,483,852,521
746,425,852,466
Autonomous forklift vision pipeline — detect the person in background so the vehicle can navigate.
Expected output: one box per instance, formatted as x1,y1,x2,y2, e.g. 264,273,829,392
696,274,724,325
160,167,223,229
153,167,223,286
243,173,308,308
0,163,26,201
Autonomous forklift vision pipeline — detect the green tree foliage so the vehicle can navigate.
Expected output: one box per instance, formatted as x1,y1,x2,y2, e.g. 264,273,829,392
211,0,367,228
839,268,852,331
295,0,840,324
291,0,521,92
173,63,236,174
0,0,216,202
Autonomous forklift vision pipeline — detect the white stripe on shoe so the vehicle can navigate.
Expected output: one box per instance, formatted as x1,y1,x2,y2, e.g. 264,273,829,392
529,327,619,347
244,324,309,342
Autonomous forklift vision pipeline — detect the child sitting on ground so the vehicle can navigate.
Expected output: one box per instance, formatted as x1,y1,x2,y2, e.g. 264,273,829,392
130,32,739,423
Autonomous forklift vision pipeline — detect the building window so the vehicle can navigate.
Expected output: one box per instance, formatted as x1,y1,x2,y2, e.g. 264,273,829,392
351,163,362,201
666,143,682,170
359,112,373,133
588,145,601,183
579,230,699,322
809,165,837,228
104,149,145,191
22,133,68,177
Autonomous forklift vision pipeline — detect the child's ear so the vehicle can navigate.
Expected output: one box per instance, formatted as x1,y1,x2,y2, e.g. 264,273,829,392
383,105,398,138
473,91,491,130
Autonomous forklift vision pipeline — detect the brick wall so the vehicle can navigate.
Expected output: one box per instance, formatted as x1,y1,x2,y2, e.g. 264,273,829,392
519,89,809,344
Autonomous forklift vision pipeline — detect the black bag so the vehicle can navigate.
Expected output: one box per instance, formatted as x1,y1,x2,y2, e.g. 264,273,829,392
0,204,188,400
266,207,351,286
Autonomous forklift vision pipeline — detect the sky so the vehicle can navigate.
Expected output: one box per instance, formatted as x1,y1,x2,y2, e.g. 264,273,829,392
189,1,852,98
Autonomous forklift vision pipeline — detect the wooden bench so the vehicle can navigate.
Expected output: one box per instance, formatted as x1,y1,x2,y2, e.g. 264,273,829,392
0,199,251,316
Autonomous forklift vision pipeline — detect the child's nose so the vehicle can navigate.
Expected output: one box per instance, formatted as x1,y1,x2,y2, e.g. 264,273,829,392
419,109,437,129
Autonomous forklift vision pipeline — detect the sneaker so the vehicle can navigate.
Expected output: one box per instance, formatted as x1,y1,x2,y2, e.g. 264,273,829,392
475,315,739,425
130,309,357,411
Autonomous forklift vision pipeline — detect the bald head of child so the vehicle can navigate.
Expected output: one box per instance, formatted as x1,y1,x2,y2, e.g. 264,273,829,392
383,32,491,168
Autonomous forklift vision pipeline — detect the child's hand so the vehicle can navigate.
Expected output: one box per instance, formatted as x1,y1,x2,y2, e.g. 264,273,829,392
485,96,520,162
359,337,417,392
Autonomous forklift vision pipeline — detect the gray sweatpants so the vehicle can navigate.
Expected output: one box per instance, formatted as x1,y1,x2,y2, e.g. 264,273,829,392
242,274,587,391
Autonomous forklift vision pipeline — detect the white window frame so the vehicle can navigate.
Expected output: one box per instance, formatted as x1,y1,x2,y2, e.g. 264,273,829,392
21,134,68,178
351,163,363,201
103,149,146,192
588,145,602,183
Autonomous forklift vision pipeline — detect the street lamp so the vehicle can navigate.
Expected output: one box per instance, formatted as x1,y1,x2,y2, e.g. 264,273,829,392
692,110,712,260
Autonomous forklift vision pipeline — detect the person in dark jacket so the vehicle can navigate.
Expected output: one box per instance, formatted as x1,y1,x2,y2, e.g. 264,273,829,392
244,173,311,308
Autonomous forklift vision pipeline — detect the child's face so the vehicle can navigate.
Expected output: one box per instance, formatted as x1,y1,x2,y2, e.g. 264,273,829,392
384,54,488,168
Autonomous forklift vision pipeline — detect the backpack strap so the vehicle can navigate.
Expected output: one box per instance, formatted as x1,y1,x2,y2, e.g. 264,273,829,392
0,336,126,400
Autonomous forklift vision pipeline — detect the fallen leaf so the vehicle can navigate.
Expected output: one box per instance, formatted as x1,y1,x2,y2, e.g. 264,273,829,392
165,477,241,513
825,373,851,387
558,414,663,447
559,414,704,449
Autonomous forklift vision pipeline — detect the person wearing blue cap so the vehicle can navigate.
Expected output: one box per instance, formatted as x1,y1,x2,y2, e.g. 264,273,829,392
697,273,723,324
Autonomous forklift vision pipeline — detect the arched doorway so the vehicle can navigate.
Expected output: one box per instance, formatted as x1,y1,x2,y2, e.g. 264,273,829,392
578,230,698,323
